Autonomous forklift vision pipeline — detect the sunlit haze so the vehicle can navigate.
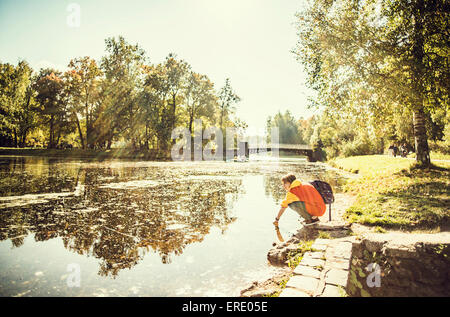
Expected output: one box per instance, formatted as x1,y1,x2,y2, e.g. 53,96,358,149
0,0,318,132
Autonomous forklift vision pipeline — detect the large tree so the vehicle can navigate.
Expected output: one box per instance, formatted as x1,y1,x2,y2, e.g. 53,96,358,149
140,64,169,152
65,56,102,149
100,36,146,149
164,54,190,142
0,61,36,147
33,69,69,148
266,110,303,144
218,78,241,130
294,0,449,166
184,72,217,134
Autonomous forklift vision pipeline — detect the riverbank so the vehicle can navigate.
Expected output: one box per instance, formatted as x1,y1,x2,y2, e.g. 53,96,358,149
0,147,160,160
241,154,450,297
329,155,450,231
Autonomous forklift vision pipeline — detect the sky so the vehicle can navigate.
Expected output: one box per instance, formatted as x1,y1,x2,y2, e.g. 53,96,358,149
0,0,318,132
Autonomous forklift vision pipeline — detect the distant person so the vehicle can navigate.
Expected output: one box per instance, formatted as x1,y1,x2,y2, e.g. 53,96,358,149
400,143,408,157
393,144,399,157
273,174,325,227
388,144,395,156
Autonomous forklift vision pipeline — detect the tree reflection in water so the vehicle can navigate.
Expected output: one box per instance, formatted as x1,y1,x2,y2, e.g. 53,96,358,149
0,157,243,277
0,156,348,279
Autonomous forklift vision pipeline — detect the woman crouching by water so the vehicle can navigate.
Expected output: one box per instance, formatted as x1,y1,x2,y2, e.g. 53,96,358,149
273,174,325,227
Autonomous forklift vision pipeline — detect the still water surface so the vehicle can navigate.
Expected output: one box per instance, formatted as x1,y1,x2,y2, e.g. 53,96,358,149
0,156,348,296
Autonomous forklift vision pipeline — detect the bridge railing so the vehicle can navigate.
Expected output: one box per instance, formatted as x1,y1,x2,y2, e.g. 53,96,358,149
248,143,312,151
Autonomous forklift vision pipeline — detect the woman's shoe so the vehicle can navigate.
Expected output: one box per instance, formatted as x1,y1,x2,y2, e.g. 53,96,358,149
303,218,320,227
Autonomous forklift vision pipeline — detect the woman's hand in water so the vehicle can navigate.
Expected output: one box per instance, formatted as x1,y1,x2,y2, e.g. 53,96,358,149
274,208,285,227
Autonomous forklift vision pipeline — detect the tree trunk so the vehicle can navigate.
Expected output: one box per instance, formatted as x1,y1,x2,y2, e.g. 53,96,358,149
188,114,194,135
220,105,224,130
19,127,29,148
107,135,112,149
74,112,85,149
13,128,18,148
413,108,430,166
85,104,90,149
410,1,429,167
145,121,149,150
172,95,177,129
49,116,54,149
56,129,61,147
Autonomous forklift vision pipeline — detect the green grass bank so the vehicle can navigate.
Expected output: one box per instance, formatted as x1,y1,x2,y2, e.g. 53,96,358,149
329,155,450,231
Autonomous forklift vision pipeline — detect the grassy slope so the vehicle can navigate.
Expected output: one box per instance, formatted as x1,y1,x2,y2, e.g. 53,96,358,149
408,151,450,161
329,155,450,230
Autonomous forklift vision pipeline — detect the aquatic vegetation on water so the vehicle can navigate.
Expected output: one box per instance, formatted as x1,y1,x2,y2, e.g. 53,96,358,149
0,156,349,296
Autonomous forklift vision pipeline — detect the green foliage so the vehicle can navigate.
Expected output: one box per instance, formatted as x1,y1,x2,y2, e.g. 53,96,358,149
286,240,314,268
218,78,241,130
0,36,243,153
65,56,102,149
0,60,37,147
317,231,331,239
338,286,348,297
33,68,72,148
293,0,449,166
266,110,304,144
374,226,386,233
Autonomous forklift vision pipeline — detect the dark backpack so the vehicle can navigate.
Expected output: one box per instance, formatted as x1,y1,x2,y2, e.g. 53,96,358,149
309,180,335,221
309,180,334,204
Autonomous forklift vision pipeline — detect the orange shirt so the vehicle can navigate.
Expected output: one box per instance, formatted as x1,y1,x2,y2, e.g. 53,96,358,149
280,179,326,217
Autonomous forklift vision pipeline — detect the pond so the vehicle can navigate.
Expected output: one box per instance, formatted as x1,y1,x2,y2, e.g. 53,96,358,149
0,155,349,296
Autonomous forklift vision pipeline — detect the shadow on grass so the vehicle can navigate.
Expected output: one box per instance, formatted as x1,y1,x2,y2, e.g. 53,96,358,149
409,162,449,172
346,164,450,230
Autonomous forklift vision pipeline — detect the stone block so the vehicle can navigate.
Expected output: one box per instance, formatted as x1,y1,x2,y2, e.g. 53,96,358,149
363,239,386,253
327,258,350,270
279,288,310,297
303,251,325,260
267,248,288,266
293,265,322,279
328,248,352,260
311,244,327,252
320,284,342,297
315,222,350,231
301,257,326,268
314,238,331,245
385,246,418,259
335,242,353,254
285,275,320,294
326,268,349,287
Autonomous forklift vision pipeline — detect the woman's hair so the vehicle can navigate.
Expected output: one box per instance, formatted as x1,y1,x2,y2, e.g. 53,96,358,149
281,174,296,184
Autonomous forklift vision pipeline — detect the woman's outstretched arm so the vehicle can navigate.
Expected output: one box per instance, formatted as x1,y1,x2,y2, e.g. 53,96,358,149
273,207,286,226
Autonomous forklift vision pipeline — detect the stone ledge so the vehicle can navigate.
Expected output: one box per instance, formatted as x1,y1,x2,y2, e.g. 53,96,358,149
326,258,350,270
315,222,351,231
301,258,326,268
325,268,349,287
293,265,322,279
277,236,353,297
285,275,320,295
314,238,331,245
320,284,343,297
311,244,327,252
303,251,325,260
279,287,311,297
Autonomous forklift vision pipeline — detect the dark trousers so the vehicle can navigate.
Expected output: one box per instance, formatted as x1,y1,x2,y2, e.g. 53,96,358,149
288,201,313,221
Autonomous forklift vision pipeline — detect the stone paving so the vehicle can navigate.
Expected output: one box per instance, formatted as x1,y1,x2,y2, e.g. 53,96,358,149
279,237,355,297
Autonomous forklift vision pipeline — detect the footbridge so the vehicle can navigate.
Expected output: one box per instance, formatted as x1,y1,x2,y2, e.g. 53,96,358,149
231,143,316,162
